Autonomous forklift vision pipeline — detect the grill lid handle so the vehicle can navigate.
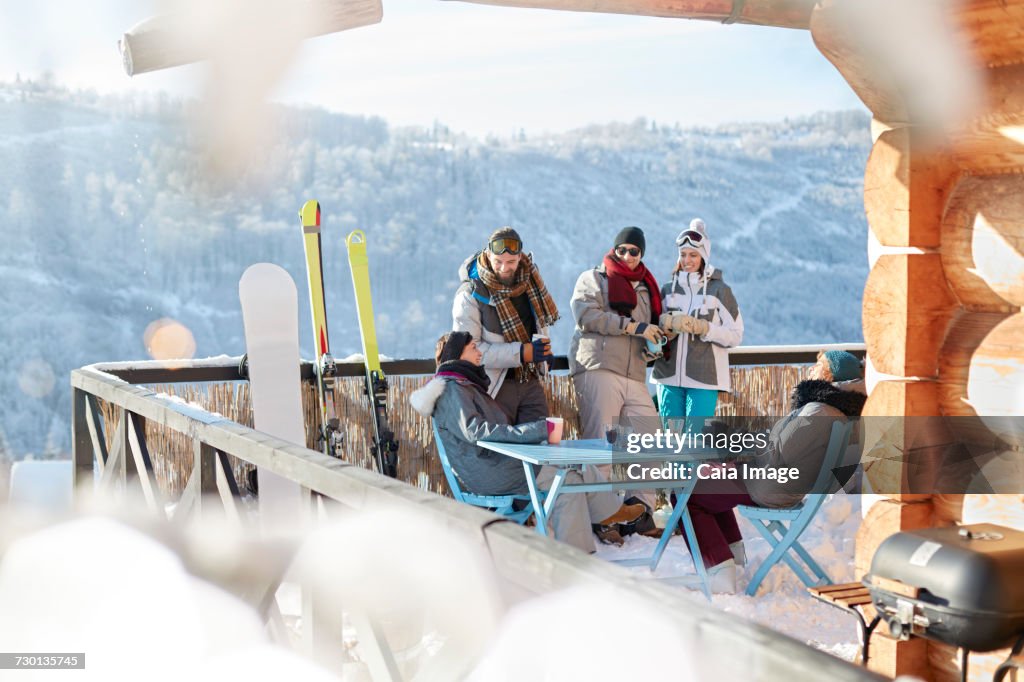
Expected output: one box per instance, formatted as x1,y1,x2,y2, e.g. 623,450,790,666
958,528,1005,541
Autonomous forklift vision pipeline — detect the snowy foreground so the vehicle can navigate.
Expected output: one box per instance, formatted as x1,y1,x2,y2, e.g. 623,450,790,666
0,463,865,680
596,492,862,662
275,493,865,677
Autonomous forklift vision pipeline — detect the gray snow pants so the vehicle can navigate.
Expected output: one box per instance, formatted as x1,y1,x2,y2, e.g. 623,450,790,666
572,368,661,508
536,464,621,554
494,375,549,424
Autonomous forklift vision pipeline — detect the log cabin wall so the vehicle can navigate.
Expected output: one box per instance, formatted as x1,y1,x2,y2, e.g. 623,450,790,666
812,1,1024,679
455,2,1021,677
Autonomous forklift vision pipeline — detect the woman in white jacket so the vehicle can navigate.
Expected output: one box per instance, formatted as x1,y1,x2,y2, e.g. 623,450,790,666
651,219,743,431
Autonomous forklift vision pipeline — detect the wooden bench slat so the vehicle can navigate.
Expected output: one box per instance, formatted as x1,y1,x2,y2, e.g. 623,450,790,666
807,583,880,668
809,584,873,608
813,582,863,594
811,581,868,593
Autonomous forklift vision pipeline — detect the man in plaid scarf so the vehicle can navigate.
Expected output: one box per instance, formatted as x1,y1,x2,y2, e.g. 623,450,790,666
453,227,560,423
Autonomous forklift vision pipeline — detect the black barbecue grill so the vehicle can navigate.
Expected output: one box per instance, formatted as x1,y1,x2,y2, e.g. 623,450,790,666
865,523,1024,681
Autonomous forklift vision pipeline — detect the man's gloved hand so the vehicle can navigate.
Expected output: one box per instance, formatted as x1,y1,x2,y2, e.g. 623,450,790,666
523,337,553,365
679,315,710,336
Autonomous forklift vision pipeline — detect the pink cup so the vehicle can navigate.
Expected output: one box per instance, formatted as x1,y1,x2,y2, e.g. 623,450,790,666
546,417,564,445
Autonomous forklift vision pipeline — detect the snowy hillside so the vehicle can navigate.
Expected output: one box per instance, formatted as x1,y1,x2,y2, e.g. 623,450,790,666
0,80,870,457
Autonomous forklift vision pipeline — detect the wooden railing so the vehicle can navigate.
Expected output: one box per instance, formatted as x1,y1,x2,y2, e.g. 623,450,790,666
69,345,878,681
96,344,866,384
85,344,866,497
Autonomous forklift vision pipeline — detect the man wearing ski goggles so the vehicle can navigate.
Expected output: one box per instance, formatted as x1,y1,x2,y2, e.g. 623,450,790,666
488,237,522,256
452,226,561,424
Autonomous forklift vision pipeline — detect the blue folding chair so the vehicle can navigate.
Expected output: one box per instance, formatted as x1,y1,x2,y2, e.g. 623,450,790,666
737,420,855,596
432,422,537,524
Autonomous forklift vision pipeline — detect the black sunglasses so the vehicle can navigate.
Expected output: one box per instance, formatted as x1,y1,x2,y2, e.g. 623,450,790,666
615,246,641,257
489,238,522,255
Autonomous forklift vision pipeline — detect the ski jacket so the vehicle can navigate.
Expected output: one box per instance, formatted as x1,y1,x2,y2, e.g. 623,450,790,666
452,254,551,398
568,264,652,383
651,267,743,392
745,379,866,508
411,375,547,496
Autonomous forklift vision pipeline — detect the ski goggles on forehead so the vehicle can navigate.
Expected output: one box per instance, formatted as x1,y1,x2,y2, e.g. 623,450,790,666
676,230,705,249
488,238,522,255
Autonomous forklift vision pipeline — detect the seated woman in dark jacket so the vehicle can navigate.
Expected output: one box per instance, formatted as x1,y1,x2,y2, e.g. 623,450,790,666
411,331,643,553
684,350,866,593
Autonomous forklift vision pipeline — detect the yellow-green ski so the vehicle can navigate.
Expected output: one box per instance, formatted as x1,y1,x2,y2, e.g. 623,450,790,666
299,199,342,458
346,229,398,477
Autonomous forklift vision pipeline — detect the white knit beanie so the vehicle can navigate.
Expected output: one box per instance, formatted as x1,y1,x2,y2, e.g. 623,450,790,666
676,217,711,264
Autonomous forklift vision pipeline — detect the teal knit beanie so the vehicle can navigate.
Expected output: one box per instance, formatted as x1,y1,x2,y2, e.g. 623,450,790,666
824,350,862,381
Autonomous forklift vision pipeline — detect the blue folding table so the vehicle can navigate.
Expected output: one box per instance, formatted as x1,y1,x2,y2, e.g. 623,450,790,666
477,438,728,599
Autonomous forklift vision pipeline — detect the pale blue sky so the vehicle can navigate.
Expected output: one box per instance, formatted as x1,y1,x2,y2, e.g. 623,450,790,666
0,0,865,136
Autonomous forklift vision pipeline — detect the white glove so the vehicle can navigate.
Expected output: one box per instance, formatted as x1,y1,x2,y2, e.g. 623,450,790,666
679,315,710,336
659,312,689,334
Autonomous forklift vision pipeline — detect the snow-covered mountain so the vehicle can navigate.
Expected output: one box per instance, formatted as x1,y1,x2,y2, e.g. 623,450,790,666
0,80,870,457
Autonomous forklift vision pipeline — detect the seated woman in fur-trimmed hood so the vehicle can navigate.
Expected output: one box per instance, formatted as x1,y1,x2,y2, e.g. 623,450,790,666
682,350,866,593
410,331,644,554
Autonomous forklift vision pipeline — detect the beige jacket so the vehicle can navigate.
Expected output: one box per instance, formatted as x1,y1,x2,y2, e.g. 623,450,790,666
568,264,652,383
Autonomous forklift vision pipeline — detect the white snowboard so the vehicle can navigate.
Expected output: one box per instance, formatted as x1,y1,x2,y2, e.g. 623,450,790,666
239,263,305,533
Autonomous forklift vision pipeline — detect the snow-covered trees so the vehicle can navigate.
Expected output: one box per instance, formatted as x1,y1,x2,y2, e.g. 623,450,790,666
0,80,870,457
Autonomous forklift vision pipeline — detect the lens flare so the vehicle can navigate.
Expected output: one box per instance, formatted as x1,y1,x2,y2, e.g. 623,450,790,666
143,318,197,360
17,359,56,399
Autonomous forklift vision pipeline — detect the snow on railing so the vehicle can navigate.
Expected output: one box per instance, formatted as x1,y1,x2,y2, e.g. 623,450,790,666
68,361,882,682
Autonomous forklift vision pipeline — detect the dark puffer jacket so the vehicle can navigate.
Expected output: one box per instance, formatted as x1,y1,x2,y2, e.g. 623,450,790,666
411,374,547,495
745,379,867,508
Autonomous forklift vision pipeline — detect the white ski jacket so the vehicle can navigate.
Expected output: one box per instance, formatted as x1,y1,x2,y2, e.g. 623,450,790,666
651,267,743,392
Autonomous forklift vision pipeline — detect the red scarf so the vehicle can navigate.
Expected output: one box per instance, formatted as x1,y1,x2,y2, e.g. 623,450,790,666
602,250,662,322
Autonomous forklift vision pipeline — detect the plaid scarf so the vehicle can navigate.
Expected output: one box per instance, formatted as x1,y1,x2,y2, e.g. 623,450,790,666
475,251,560,382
